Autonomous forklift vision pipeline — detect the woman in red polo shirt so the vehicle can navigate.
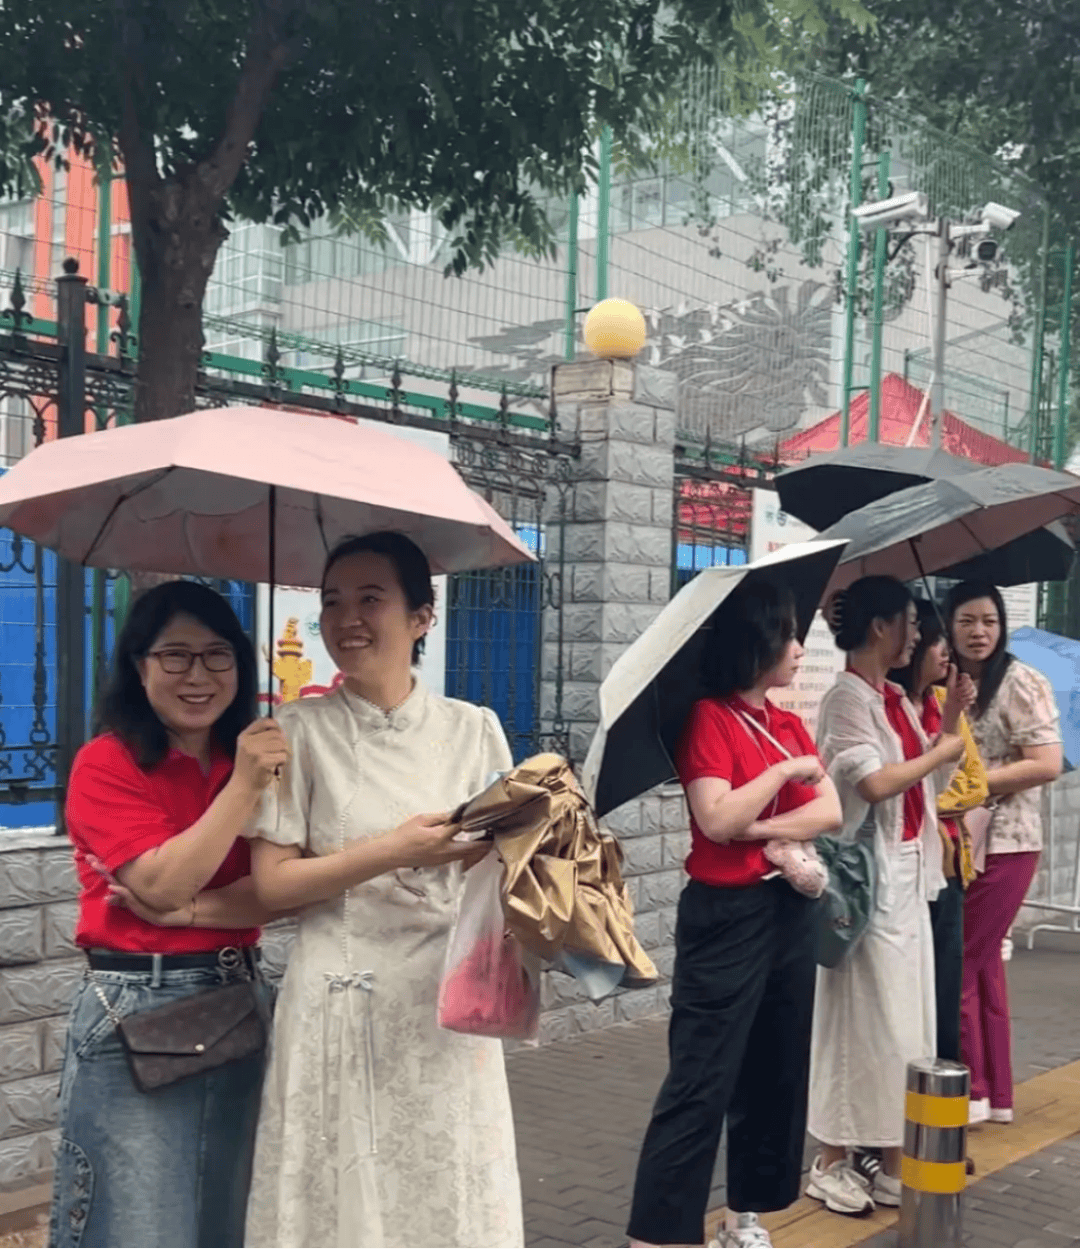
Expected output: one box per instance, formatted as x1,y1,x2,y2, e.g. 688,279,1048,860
50,581,288,1249
627,581,842,1249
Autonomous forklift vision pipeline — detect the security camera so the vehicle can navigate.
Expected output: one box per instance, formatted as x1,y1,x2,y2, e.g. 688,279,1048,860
981,202,1020,232
975,238,1000,263
851,191,930,231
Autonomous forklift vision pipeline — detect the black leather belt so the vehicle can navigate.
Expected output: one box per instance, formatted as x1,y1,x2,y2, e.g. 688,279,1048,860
85,946,260,973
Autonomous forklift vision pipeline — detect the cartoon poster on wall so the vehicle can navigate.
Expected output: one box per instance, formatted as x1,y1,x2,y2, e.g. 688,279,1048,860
257,418,449,706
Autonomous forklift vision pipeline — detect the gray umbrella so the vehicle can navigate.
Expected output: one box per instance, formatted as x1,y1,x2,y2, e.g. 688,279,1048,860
777,444,1073,582
820,462,1080,595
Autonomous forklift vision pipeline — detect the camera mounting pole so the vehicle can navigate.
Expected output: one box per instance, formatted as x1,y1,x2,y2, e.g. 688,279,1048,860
931,218,951,450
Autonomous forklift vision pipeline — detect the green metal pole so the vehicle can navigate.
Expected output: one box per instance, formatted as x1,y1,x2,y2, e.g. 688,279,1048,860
841,79,868,447
596,128,612,302
1054,241,1074,470
564,192,579,359
1028,207,1051,462
868,148,890,443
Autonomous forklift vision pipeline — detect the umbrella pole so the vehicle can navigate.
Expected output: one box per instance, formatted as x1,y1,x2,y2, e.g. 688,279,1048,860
908,538,950,636
267,484,277,719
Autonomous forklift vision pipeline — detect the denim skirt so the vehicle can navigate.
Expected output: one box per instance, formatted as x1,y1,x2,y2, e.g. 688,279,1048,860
49,960,271,1249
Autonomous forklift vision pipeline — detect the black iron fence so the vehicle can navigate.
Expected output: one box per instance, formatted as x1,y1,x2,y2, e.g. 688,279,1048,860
0,262,577,830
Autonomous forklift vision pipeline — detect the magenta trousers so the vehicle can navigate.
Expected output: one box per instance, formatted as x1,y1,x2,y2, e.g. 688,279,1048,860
960,850,1039,1107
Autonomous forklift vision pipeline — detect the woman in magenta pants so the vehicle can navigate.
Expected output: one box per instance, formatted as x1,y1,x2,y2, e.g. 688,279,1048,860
947,582,1062,1125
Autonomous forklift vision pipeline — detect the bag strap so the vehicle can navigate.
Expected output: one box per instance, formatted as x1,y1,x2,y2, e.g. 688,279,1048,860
732,706,794,760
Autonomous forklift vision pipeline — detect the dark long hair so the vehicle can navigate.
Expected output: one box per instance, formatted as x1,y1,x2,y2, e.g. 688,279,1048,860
831,576,913,652
888,599,943,696
96,581,258,769
322,531,435,665
701,581,797,699
945,580,1012,718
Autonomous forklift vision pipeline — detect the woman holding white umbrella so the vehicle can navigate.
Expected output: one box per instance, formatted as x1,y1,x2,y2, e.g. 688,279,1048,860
627,580,842,1249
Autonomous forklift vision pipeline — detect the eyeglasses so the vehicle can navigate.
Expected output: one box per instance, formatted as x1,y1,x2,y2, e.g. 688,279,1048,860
146,647,236,675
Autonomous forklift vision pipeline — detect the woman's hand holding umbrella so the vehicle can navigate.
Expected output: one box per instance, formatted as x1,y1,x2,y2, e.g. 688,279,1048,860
940,664,977,735
384,812,490,869
233,719,291,794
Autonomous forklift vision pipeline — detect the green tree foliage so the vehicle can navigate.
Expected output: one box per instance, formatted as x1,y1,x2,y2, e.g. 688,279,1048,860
0,0,868,421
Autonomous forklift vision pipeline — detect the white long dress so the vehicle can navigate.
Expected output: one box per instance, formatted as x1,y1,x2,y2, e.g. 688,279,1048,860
808,673,950,1150
243,682,524,1249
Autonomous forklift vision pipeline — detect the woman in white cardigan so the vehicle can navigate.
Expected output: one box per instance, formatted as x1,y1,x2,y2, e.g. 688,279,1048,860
806,578,969,1215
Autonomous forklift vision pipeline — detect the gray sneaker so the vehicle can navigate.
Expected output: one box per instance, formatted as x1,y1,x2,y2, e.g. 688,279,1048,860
806,1154,874,1215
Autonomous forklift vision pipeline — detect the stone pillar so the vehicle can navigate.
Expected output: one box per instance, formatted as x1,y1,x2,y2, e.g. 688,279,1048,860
535,358,689,1040
541,358,676,764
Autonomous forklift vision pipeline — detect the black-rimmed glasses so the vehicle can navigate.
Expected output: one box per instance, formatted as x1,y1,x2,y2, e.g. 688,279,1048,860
146,647,236,674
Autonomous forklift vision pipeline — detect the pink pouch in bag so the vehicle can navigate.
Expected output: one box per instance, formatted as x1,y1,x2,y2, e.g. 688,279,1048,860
437,849,540,1041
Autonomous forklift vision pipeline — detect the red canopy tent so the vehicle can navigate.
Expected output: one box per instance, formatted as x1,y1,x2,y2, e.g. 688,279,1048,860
679,373,1031,544
779,372,1029,467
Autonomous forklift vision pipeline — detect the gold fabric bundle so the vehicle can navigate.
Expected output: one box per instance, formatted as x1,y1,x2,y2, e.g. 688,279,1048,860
452,754,658,996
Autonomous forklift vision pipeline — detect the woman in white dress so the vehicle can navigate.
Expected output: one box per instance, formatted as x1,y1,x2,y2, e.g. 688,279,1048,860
806,577,965,1215
244,531,523,1249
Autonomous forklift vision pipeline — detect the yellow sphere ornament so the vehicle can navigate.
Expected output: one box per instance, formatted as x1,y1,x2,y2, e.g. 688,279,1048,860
582,298,647,359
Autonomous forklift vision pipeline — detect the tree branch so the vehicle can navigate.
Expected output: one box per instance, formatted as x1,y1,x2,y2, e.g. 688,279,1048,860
199,0,295,201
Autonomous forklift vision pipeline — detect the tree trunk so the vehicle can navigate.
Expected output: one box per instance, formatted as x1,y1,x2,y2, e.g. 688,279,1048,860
132,173,229,424
126,174,230,597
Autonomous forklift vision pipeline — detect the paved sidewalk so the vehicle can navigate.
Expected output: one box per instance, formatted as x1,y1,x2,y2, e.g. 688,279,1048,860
506,933,1080,1248
859,1135,1080,1248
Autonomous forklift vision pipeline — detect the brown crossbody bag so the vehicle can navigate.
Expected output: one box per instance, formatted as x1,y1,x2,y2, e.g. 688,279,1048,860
90,948,267,1094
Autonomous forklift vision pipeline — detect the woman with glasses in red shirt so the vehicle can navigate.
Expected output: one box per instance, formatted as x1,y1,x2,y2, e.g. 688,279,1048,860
50,581,288,1248
627,581,842,1249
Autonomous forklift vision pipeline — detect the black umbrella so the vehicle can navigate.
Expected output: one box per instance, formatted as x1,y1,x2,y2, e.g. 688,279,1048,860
821,463,1080,596
581,540,848,818
776,444,980,531
777,444,1074,584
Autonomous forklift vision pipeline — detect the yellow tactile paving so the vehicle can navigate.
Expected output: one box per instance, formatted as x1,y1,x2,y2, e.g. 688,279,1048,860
705,1058,1080,1248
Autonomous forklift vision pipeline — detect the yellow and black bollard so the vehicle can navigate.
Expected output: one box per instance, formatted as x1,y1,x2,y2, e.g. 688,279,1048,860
898,1057,969,1247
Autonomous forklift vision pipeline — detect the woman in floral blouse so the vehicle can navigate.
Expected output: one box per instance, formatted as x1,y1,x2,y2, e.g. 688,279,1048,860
946,582,1062,1126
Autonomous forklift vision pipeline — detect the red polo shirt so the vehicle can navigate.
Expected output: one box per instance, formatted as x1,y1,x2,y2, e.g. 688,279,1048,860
66,734,259,953
677,697,820,887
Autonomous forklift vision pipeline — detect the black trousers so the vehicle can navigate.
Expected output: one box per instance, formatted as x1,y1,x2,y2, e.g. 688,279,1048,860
627,877,818,1246
929,875,964,1063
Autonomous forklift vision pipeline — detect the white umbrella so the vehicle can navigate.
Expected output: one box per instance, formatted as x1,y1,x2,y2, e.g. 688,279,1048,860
581,539,848,818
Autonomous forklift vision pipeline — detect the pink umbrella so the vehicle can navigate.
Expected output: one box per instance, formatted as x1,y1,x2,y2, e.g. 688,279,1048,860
0,406,535,585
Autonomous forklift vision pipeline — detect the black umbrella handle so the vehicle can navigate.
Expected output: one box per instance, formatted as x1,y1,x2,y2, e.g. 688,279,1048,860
908,538,953,657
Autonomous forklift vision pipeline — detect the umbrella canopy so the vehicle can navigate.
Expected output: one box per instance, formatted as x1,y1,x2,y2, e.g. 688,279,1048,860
776,444,981,532
581,539,848,818
1008,628,1080,769
820,463,1080,594
776,445,1074,583
0,406,534,585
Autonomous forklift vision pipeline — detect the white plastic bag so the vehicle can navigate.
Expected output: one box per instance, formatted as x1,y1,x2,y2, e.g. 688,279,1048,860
437,849,540,1041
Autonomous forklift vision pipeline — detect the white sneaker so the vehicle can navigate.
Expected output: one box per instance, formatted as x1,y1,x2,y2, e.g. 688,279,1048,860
989,1106,1014,1124
710,1212,773,1248
852,1149,901,1207
969,1097,990,1124
1002,936,1014,962
806,1154,874,1215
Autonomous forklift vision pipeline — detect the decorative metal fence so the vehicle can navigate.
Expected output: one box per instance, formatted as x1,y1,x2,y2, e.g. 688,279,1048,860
0,264,577,829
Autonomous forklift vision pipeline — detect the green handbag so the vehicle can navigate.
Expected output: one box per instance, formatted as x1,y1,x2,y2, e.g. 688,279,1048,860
814,811,877,969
